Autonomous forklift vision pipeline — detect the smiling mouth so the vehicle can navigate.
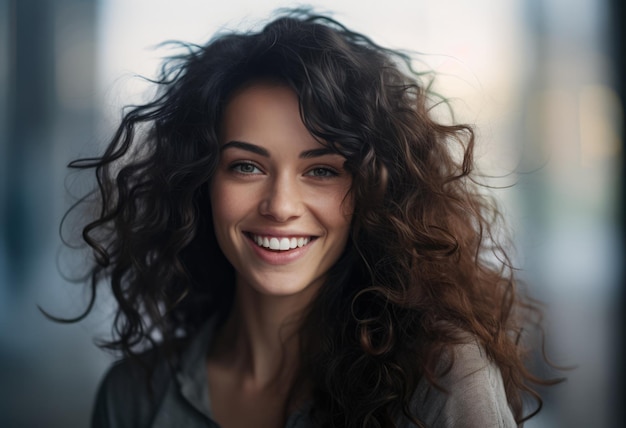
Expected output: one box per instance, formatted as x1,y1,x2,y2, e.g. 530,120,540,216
246,233,315,251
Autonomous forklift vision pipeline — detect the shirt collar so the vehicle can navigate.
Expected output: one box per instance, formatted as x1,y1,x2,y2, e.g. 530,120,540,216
175,316,220,419
172,315,315,427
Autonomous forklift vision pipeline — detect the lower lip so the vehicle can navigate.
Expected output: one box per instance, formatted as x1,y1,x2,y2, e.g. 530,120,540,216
245,234,315,265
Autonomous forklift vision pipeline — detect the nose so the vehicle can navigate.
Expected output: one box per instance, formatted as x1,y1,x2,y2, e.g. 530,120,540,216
259,174,304,222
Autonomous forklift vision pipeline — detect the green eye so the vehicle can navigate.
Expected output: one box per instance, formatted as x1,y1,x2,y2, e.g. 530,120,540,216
232,162,261,174
306,167,338,178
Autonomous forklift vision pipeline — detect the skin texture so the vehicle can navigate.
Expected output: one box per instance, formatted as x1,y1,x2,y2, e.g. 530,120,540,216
210,82,353,300
207,82,353,427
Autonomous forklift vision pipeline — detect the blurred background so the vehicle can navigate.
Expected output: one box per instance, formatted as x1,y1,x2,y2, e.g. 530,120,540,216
0,0,623,426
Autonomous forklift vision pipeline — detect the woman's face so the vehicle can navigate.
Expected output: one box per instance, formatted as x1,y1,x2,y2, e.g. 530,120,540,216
210,82,353,298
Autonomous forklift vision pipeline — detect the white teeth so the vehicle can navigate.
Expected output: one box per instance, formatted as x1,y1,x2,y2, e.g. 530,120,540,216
250,234,312,251
279,238,290,250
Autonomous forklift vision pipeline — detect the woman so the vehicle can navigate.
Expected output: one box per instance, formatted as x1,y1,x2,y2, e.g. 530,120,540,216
69,10,557,428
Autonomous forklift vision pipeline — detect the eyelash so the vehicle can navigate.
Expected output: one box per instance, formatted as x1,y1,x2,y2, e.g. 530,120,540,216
305,167,339,178
230,161,262,174
228,162,340,178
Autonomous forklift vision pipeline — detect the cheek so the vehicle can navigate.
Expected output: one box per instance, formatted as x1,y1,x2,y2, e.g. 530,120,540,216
210,177,240,220
209,181,224,221
341,191,355,221
330,187,354,225
316,191,353,237
209,182,240,263
209,179,237,239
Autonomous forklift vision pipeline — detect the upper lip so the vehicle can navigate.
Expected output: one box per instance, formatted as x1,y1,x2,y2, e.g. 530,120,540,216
244,229,318,238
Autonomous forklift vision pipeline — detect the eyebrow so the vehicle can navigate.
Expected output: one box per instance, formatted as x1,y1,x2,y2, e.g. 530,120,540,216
221,140,341,159
221,141,269,157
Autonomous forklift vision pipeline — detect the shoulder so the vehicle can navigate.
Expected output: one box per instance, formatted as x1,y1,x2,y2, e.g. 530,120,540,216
410,340,518,428
90,319,219,428
91,351,174,428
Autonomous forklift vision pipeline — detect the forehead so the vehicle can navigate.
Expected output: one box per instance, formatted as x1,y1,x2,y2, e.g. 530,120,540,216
219,82,321,150
224,81,299,121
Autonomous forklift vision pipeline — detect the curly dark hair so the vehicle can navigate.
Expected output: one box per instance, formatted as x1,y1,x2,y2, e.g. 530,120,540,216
63,9,558,427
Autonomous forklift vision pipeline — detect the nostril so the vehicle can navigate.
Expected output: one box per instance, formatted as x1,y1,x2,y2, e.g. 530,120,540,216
258,190,304,221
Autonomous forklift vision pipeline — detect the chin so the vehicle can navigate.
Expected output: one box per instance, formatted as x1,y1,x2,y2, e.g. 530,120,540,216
243,273,324,299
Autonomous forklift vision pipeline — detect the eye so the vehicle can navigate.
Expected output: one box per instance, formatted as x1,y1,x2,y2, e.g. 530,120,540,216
231,162,262,174
305,167,338,178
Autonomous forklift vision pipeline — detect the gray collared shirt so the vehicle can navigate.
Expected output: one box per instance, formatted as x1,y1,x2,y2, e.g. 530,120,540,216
92,318,517,427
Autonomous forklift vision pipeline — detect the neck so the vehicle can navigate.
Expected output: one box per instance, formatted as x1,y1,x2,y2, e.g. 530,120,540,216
210,277,318,390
